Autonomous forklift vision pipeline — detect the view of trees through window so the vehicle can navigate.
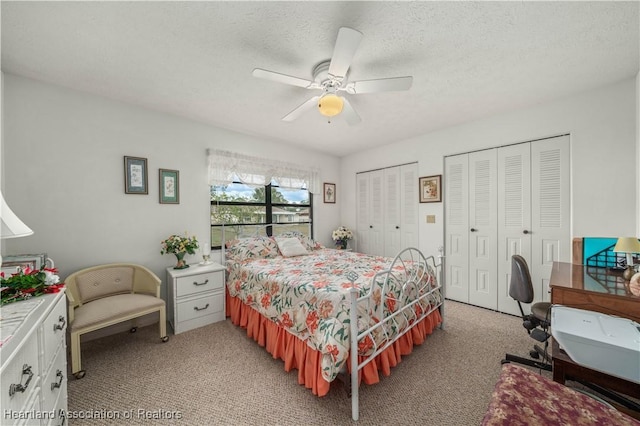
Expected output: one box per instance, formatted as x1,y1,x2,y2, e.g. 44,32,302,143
210,180,312,248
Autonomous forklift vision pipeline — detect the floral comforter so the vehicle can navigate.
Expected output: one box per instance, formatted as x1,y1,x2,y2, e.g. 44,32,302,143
226,248,442,382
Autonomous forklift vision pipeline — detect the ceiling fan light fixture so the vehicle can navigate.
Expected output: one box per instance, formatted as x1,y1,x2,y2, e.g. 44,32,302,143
318,94,344,117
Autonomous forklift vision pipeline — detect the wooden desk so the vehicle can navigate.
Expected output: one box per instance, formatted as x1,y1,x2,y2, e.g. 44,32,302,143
550,262,640,419
549,262,640,323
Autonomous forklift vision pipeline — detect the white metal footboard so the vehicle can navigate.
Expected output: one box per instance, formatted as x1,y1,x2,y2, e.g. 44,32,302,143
349,247,444,421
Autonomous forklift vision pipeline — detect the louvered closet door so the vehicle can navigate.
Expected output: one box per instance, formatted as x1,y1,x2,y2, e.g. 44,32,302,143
497,143,532,316
356,170,385,256
444,154,470,303
400,164,418,250
356,173,372,254
384,164,418,258
384,166,402,257
531,135,570,304
468,149,498,310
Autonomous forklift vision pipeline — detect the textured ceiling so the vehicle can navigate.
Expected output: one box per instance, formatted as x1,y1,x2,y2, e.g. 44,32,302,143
2,1,639,157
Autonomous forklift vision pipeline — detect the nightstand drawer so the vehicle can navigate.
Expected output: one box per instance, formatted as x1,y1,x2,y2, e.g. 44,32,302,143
176,270,224,297
177,293,224,322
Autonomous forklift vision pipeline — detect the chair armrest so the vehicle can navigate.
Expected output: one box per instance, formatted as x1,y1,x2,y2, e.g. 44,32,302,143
66,290,78,323
132,265,162,298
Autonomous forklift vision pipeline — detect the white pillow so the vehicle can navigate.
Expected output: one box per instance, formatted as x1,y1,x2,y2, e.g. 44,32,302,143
276,237,309,257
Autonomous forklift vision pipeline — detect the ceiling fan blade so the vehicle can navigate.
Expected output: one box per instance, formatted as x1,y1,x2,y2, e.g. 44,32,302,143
328,27,363,78
341,98,361,125
282,96,321,122
252,68,316,89
345,76,413,94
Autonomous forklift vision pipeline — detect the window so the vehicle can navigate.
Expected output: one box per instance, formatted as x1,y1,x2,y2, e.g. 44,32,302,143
210,179,312,249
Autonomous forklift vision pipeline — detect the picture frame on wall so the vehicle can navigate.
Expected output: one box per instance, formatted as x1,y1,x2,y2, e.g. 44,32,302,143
419,175,442,203
159,169,180,204
323,183,336,203
124,156,148,194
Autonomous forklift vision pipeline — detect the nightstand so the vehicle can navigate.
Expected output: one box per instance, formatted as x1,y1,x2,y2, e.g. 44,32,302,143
166,262,226,334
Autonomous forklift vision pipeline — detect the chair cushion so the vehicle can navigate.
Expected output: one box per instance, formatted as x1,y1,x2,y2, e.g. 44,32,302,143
71,293,165,331
75,266,135,303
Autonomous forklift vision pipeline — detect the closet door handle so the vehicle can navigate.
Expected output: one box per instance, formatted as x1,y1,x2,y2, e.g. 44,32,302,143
369,225,373,229
470,228,477,232
395,226,400,229
523,230,530,234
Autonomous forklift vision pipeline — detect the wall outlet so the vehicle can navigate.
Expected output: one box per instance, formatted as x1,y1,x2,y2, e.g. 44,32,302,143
426,215,436,223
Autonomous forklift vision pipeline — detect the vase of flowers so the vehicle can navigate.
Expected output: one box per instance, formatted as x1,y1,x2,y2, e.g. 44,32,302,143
332,226,353,250
1,266,64,305
161,233,199,269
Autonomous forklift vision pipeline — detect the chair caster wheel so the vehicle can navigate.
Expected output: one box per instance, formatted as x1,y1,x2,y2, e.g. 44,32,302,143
529,350,540,359
74,370,86,379
161,336,169,343
130,327,138,333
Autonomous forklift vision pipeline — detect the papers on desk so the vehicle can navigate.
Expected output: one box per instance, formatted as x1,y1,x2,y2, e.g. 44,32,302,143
551,305,640,384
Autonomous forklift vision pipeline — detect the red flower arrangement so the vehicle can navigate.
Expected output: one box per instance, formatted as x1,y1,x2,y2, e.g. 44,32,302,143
0,265,64,305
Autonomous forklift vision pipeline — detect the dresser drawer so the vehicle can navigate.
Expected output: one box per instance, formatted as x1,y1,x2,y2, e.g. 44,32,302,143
176,270,224,297
1,330,40,413
177,293,224,322
41,344,66,413
41,295,67,371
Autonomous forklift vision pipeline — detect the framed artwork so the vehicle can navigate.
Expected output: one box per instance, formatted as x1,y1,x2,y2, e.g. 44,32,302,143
159,169,180,204
419,175,442,203
2,253,48,275
124,156,148,194
323,183,336,203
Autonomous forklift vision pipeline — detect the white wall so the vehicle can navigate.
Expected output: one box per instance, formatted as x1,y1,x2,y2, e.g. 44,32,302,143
341,78,638,258
1,74,341,291
637,70,640,236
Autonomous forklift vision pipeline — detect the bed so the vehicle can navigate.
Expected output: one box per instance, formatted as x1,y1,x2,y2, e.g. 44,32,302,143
223,227,444,420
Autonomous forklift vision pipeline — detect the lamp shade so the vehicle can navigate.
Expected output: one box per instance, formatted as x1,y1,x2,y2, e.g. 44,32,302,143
613,237,640,254
1,192,34,239
318,94,344,117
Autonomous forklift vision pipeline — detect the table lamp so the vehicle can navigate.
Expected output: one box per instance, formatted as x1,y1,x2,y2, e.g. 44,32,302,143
1,191,34,265
613,237,640,280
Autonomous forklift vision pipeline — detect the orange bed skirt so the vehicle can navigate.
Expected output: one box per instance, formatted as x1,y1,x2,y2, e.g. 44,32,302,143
226,291,443,397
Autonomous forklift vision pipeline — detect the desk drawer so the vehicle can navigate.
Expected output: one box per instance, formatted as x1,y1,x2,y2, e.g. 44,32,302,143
177,293,224,322
176,271,224,297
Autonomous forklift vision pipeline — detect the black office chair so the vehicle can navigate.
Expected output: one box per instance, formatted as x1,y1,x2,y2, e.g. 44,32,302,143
502,255,552,371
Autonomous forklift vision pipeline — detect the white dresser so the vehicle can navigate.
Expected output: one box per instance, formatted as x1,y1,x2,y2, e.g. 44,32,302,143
166,263,225,334
0,291,68,426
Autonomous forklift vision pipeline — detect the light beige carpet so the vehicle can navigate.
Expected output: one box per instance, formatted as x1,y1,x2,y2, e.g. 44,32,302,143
67,301,541,425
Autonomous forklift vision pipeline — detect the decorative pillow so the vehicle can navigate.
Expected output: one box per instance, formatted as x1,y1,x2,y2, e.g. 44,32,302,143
225,236,279,261
275,237,309,257
278,231,323,251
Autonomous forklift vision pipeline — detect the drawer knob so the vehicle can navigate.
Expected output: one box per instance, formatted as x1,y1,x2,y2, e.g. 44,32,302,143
53,315,66,331
51,369,64,391
193,279,209,286
9,364,33,397
194,303,210,311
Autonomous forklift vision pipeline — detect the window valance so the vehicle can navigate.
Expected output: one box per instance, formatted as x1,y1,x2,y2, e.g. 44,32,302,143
207,149,320,193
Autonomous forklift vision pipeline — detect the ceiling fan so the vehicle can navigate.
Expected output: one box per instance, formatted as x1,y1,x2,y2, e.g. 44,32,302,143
252,27,413,125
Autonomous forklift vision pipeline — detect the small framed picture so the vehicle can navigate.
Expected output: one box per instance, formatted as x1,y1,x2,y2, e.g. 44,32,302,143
419,175,442,203
323,183,336,203
2,253,48,275
159,169,180,204
124,156,148,194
